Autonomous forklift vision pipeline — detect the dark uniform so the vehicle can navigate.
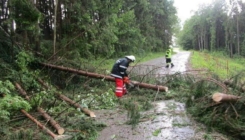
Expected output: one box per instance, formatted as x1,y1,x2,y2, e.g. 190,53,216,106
110,58,129,79
110,57,130,97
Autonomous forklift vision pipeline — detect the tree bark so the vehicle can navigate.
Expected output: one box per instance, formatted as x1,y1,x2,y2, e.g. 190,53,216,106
212,92,240,103
58,94,96,117
40,63,168,92
20,109,57,139
37,107,65,135
15,82,65,135
53,0,58,55
37,78,96,118
14,82,30,100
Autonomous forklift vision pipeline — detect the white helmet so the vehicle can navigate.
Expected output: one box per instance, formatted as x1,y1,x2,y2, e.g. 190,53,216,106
125,55,136,62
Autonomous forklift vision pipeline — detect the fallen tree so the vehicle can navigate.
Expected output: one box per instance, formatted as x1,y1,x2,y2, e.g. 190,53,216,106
40,63,168,92
20,109,57,139
212,92,241,103
15,82,65,135
37,108,65,135
37,78,96,118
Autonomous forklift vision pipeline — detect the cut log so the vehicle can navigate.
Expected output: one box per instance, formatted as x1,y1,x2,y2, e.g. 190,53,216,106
20,109,57,139
38,78,96,118
212,92,241,103
37,107,65,135
40,63,168,92
15,82,65,135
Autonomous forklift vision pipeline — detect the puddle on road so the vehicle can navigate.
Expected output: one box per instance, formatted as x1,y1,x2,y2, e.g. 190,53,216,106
96,100,195,140
158,51,191,75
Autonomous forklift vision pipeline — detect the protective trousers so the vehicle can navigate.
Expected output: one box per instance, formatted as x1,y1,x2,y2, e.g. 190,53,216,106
114,78,127,97
166,58,174,68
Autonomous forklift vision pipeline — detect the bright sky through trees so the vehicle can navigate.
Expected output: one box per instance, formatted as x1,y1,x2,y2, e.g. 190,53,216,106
174,0,245,25
174,0,213,25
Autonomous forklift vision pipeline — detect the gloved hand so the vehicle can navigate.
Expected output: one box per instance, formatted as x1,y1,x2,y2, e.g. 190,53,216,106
123,77,130,84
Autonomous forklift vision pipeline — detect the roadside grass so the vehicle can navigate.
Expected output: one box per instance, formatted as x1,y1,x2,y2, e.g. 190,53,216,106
186,50,245,139
190,51,245,79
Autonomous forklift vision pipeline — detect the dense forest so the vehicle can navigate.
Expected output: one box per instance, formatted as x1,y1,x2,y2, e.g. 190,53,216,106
0,0,178,62
178,0,245,58
0,0,179,139
1,0,245,139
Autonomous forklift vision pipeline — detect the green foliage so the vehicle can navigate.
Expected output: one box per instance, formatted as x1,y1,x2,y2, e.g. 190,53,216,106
15,51,34,72
81,88,117,109
14,51,43,91
29,90,51,107
123,99,141,129
0,94,31,122
3,128,50,140
152,128,161,136
203,133,214,140
10,0,41,30
65,118,104,140
0,80,15,94
0,30,13,63
0,67,33,123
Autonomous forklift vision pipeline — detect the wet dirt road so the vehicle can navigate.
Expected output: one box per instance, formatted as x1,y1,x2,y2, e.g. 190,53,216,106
95,100,195,140
129,48,191,78
95,49,228,140
138,48,191,75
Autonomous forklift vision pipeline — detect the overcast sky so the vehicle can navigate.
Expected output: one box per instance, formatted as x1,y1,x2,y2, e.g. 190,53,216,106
174,0,213,25
174,0,245,25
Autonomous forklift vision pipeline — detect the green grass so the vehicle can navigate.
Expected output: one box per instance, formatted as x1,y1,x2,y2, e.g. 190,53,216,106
190,51,245,79
92,52,165,71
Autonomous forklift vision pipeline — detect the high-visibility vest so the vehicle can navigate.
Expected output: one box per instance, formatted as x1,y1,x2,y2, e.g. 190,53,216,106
165,49,172,58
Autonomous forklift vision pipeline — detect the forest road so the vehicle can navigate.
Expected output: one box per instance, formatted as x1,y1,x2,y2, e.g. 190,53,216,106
95,49,228,140
135,48,191,75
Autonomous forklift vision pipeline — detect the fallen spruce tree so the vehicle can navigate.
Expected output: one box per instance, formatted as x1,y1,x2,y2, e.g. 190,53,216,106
37,78,96,118
186,75,245,139
40,63,168,92
15,82,65,135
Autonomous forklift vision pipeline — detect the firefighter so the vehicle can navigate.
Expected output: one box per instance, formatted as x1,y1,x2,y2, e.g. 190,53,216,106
165,47,174,68
110,55,135,97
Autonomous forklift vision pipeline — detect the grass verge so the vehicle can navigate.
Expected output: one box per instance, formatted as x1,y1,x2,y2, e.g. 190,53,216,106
190,50,245,79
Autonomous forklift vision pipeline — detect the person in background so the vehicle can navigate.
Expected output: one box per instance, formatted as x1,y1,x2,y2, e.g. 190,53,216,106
110,55,135,97
165,47,174,68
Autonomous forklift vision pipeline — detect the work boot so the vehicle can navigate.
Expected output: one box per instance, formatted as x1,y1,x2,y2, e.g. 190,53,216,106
165,65,169,68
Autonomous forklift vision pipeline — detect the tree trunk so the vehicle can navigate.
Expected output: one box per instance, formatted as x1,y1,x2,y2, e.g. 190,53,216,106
236,15,240,55
53,0,58,55
58,94,96,117
212,92,240,103
15,82,65,135
37,107,65,135
40,63,168,92
14,82,30,100
37,78,96,118
20,109,57,139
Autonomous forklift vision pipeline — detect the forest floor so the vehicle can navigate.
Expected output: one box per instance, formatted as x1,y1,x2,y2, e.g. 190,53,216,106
94,48,229,140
